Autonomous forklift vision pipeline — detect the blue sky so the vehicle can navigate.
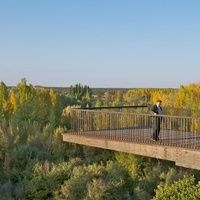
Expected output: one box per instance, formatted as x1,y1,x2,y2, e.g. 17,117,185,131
0,0,200,88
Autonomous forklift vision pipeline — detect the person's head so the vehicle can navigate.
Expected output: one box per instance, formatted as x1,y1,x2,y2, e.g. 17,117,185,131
156,99,162,106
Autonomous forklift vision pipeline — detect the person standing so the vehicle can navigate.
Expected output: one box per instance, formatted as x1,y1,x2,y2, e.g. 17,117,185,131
151,99,162,141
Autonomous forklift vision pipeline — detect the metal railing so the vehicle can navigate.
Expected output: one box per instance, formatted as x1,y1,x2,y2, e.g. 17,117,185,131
75,105,200,117
69,106,200,149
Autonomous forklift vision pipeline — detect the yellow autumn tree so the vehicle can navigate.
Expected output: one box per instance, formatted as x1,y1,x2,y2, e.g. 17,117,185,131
176,83,200,109
49,88,56,107
8,88,17,114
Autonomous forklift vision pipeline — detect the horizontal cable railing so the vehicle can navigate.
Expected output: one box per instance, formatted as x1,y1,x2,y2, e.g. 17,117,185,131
74,105,200,117
69,107,200,149
162,107,200,118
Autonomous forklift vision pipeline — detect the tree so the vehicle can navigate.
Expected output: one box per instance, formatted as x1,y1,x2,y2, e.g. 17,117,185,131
68,84,93,107
153,175,200,200
24,159,83,199
55,161,133,200
15,78,36,122
16,78,35,105
114,90,123,102
0,82,9,120
35,89,51,125
8,88,17,115
115,152,152,178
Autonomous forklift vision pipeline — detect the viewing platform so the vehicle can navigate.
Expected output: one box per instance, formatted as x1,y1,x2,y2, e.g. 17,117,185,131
63,106,200,170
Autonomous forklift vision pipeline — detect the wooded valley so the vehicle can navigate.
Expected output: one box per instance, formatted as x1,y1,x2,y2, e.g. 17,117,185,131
1,78,200,199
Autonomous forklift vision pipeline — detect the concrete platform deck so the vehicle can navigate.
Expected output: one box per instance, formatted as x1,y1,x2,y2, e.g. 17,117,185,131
63,128,200,170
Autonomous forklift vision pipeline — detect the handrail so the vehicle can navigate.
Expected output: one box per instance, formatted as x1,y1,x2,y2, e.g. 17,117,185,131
72,105,148,109
70,108,200,120
71,105,200,117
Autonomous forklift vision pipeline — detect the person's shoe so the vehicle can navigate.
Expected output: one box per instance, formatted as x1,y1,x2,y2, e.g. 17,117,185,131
151,138,156,141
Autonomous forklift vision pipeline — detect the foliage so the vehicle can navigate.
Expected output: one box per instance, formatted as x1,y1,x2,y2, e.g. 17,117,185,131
24,158,83,199
82,147,115,165
115,152,153,178
176,83,200,109
153,175,200,200
0,81,9,120
55,161,134,200
68,83,92,107
124,88,177,106
1,79,200,199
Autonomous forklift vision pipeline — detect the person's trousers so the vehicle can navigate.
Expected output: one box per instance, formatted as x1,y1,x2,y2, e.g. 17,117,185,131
152,117,161,141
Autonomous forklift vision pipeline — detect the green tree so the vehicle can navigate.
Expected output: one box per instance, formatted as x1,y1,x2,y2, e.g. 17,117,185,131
68,83,92,107
55,161,133,200
115,152,152,178
153,175,200,200
0,82,9,120
16,78,35,105
51,93,63,126
24,158,83,199
35,89,51,125
15,78,36,121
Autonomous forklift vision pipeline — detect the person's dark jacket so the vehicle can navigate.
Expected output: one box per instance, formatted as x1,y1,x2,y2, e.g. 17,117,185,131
151,105,163,121
151,104,162,114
